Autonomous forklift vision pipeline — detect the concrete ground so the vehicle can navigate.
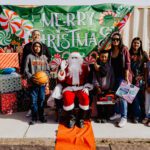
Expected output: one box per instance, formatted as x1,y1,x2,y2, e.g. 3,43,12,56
0,109,150,149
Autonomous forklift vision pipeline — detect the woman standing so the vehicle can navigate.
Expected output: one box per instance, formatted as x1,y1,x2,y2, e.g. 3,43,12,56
109,32,131,127
129,37,149,123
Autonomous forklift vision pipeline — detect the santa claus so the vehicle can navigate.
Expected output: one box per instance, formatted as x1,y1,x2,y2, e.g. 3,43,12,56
58,52,93,128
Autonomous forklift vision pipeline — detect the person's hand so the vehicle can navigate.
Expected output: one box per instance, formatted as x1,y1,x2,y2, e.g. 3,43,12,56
60,60,68,70
95,86,101,94
82,88,89,95
125,76,130,84
135,75,142,82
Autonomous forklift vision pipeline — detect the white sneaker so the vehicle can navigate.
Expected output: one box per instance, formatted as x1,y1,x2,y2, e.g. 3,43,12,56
118,118,127,128
110,113,121,120
26,110,31,117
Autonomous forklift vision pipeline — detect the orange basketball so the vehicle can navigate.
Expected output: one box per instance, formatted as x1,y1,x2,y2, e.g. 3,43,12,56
32,71,49,85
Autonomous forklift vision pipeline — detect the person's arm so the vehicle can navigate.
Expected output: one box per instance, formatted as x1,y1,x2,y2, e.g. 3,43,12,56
24,55,32,80
123,46,131,83
44,55,50,76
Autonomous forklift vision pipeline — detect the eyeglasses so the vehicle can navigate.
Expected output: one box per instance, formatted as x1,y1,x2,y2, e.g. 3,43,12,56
112,38,120,42
72,57,78,59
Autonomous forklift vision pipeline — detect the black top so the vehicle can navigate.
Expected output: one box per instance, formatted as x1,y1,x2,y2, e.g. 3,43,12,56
111,52,123,78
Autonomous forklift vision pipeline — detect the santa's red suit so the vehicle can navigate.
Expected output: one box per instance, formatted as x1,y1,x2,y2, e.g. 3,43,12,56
58,53,92,111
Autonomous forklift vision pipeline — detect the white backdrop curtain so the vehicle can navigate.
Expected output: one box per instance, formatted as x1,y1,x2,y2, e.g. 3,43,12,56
121,6,150,55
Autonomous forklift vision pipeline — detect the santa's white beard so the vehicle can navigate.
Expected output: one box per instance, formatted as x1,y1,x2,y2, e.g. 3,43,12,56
68,60,82,85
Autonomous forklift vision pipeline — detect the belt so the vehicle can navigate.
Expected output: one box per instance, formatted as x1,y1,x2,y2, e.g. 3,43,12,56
65,83,84,87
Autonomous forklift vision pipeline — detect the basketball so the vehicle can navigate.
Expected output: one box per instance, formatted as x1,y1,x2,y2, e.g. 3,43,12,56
32,71,49,85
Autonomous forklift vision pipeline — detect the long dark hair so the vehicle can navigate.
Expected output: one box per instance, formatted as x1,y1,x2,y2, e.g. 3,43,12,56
129,37,144,56
111,32,125,51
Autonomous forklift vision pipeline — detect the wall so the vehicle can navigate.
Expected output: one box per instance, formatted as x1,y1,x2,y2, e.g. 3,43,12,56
121,7,150,55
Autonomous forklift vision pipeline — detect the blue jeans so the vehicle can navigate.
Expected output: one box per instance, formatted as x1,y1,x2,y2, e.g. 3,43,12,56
113,77,128,118
114,98,128,118
132,91,142,119
30,85,45,120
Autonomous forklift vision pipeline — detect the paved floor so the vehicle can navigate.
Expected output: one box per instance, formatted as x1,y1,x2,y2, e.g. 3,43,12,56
0,109,150,140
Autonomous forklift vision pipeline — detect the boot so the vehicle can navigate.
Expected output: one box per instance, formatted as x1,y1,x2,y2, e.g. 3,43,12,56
77,109,89,128
65,110,76,128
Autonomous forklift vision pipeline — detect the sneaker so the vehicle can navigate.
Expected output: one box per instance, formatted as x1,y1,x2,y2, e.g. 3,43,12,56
101,119,107,123
29,119,37,125
118,118,127,128
26,110,31,117
110,113,121,120
95,118,101,123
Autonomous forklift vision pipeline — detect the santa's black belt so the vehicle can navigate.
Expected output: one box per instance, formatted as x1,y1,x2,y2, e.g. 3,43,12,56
65,84,84,87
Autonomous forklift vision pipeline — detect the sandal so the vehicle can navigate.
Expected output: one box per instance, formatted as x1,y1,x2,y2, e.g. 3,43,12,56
142,118,149,124
146,120,150,127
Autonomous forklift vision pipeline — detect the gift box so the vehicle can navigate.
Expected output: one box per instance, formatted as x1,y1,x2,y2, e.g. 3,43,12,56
97,93,115,105
0,73,22,93
0,53,19,69
0,92,17,114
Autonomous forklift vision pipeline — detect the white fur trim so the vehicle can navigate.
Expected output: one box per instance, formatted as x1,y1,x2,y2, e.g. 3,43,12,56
79,104,89,110
58,70,66,81
63,103,74,111
51,83,63,99
63,86,84,93
70,52,82,58
84,83,93,91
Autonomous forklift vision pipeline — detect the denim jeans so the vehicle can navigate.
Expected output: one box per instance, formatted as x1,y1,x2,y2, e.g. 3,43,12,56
30,85,45,120
113,77,128,118
114,98,128,118
145,91,150,119
132,91,142,119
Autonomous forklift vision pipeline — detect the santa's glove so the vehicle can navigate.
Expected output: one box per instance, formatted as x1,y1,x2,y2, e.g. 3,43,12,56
83,83,93,91
82,88,89,95
58,70,66,81
60,60,68,71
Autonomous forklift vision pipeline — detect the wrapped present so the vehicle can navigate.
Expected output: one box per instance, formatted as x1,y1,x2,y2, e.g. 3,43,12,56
0,53,19,69
0,73,22,93
0,92,17,114
97,92,115,105
17,89,31,112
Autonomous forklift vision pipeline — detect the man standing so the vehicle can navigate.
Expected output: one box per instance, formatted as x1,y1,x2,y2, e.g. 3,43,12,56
57,52,93,128
21,30,51,74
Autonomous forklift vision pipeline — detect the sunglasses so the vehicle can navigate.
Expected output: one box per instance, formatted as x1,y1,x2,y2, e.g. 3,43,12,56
112,38,120,42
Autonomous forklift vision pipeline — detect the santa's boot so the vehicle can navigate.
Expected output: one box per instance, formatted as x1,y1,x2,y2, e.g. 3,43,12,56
65,110,76,128
77,109,89,128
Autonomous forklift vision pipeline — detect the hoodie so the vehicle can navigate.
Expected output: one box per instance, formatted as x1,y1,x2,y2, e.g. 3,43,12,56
24,41,50,80
21,41,51,74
